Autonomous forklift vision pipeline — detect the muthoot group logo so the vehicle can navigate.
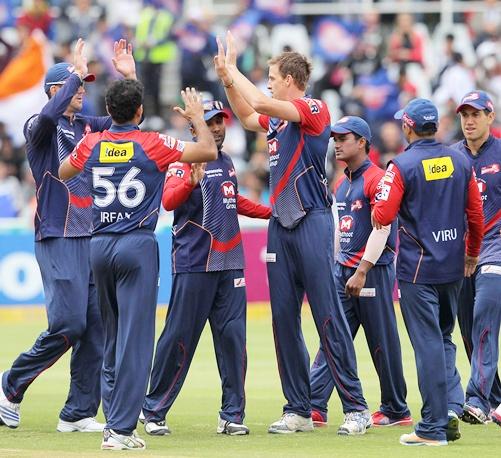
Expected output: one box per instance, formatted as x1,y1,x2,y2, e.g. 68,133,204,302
99,142,134,163
422,156,454,181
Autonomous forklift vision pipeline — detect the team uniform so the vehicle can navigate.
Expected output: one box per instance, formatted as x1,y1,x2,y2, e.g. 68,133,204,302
452,135,501,416
310,159,410,422
1,73,109,427
374,138,484,442
142,152,270,430
69,124,185,438
258,98,368,423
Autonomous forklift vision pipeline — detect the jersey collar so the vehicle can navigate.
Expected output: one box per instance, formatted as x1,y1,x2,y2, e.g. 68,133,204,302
344,158,372,181
109,123,140,133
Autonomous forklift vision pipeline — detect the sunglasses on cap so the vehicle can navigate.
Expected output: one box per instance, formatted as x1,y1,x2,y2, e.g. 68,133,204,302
203,100,224,111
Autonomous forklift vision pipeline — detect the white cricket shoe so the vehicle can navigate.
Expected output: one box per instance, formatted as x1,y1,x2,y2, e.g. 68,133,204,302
101,428,146,450
144,419,171,436
138,410,145,424
217,416,249,435
337,410,371,435
268,413,314,434
0,373,20,429
57,417,105,432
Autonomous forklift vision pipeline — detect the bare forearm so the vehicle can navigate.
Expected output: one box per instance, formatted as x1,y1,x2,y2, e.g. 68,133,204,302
227,66,269,112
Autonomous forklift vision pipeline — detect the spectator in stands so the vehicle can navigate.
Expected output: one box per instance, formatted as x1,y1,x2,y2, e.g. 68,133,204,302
134,0,177,117
388,13,424,67
176,11,219,98
16,0,53,38
0,159,22,217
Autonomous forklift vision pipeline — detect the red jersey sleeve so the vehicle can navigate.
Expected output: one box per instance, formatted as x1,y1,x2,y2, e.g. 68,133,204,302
143,132,185,172
373,163,405,226
465,170,484,257
363,166,385,208
291,98,330,135
162,162,194,211
69,134,96,170
237,194,272,219
258,114,270,131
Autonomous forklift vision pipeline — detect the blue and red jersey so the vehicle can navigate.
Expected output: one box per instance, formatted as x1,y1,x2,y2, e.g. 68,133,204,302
24,73,111,240
163,151,271,273
258,97,332,229
373,139,484,284
451,135,501,266
69,124,185,234
334,159,396,268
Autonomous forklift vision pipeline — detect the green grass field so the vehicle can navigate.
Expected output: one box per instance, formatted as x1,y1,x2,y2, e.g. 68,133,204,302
0,305,499,457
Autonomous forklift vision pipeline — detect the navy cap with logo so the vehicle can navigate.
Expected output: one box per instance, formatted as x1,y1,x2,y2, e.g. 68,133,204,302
202,100,229,121
44,62,95,90
331,116,372,142
394,98,439,132
456,90,495,113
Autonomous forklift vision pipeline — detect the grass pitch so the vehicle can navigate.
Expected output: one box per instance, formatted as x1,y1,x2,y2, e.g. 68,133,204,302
0,304,499,457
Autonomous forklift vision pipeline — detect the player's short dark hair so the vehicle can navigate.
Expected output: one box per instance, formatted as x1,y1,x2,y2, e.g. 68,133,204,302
415,123,438,136
268,52,312,90
105,79,144,124
353,133,371,154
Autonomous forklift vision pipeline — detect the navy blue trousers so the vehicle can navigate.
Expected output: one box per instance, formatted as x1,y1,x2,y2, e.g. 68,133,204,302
464,265,501,414
458,269,501,409
143,270,247,424
399,280,464,441
1,237,104,422
266,210,367,417
91,230,159,435
310,263,409,418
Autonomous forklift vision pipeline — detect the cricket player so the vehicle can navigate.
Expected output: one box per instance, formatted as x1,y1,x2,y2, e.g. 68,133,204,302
373,98,484,446
451,90,501,424
0,39,136,432
309,116,412,428
59,80,217,450
141,100,271,437
214,32,370,435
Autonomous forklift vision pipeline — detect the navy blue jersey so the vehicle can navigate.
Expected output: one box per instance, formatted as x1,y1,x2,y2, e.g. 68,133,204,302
390,139,473,283
258,97,332,229
165,153,242,272
24,73,111,240
70,124,184,233
451,135,501,266
334,159,396,267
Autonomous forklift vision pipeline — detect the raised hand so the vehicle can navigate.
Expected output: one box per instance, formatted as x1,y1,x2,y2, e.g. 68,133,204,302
225,31,237,68
72,38,88,79
214,36,231,83
173,88,204,122
189,162,206,186
112,39,137,79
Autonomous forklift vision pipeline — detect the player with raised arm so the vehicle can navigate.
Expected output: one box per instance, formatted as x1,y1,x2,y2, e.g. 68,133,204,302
0,39,136,433
58,81,217,450
309,116,412,429
214,32,370,436
141,100,271,437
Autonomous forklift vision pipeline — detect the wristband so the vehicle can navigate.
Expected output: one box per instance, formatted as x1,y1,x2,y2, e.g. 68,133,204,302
223,79,234,89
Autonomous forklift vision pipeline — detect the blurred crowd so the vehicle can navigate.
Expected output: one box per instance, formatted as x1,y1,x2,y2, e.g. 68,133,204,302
0,0,500,222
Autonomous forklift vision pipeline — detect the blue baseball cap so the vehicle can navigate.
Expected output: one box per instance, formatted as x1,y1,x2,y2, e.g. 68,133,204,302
456,90,495,113
394,98,438,132
202,100,229,121
331,116,372,142
44,62,95,89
